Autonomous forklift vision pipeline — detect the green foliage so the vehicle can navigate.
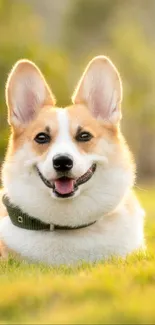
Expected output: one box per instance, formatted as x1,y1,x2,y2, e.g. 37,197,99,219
64,0,123,55
105,21,155,176
0,188,154,324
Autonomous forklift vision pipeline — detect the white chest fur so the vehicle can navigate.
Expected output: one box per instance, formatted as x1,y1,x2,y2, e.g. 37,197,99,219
0,200,145,265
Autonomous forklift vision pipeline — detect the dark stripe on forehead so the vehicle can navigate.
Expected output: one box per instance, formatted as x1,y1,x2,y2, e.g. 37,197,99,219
45,126,50,134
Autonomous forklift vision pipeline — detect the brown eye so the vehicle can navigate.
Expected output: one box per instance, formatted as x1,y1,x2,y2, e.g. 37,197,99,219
76,131,93,142
34,132,51,144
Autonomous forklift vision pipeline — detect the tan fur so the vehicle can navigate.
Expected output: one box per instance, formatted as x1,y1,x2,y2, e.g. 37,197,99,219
6,106,58,159
67,104,134,175
6,103,133,173
68,104,120,151
0,189,7,217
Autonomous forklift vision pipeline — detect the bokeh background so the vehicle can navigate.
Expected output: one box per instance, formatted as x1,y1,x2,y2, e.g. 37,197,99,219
0,2,155,323
0,0,155,183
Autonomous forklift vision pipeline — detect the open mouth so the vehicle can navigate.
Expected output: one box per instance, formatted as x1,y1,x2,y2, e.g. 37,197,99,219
36,163,96,198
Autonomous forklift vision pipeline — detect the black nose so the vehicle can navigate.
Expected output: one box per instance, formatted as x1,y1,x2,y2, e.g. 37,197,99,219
53,154,73,172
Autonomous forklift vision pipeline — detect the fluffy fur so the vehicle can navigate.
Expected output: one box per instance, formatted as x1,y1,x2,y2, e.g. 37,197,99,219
0,56,145,265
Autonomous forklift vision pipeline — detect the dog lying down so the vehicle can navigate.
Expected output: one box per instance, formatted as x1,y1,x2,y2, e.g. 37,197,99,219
0,55,145,265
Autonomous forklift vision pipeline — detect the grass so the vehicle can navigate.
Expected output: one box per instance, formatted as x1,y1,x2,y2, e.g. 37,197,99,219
0,186,155,324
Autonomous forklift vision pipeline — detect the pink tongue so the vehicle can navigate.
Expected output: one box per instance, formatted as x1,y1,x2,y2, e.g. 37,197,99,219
54,179,74,195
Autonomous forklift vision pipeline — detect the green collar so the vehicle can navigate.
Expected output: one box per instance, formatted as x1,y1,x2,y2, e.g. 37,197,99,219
2,195,96,231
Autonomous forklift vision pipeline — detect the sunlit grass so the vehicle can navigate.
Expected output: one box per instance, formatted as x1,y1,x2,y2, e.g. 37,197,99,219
0,188,155,324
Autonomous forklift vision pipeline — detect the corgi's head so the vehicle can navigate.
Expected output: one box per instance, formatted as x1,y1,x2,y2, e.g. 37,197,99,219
2,56,135,227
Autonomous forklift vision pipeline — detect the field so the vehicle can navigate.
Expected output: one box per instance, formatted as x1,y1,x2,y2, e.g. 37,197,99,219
0,187,155,324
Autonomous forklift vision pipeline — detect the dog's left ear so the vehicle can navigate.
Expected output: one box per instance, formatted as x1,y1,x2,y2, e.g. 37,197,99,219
72,56,122,124
6,59,56,127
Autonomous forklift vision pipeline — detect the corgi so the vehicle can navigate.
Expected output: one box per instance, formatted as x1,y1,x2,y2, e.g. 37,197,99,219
0,56,145,265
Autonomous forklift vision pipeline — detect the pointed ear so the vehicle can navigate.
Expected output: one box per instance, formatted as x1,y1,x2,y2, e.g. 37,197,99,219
72,56,122,124
6,59,56,127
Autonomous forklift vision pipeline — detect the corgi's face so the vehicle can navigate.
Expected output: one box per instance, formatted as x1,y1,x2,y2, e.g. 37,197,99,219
2,56,135,226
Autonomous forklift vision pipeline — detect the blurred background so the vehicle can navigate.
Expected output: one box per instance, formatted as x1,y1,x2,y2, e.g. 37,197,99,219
0,0,155,183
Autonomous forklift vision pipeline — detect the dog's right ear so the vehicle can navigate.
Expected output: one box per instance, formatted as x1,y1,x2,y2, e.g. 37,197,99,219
6,59,56,127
